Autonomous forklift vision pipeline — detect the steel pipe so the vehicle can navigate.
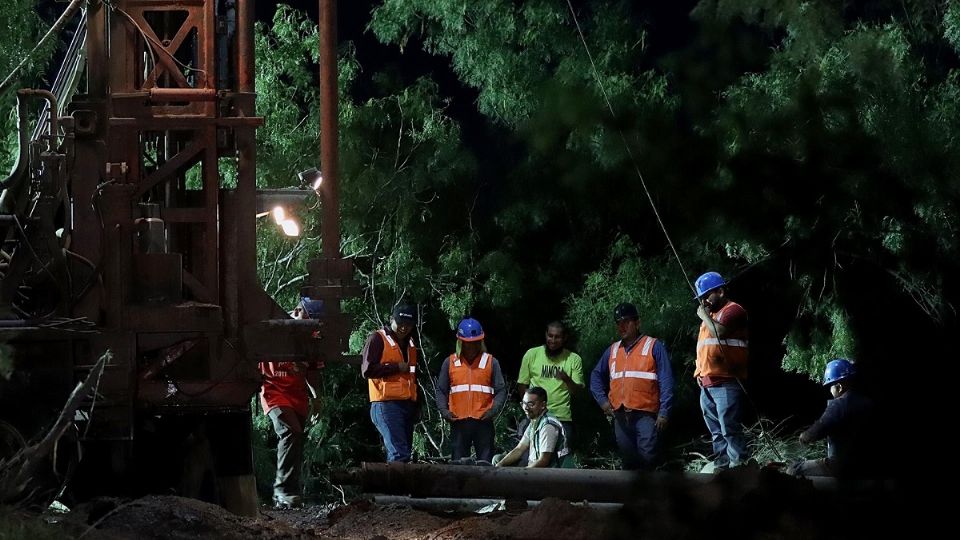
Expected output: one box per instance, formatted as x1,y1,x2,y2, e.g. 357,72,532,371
237,0,255,93
333,462,651,503
319,0,340,258
372,495,623,513
19,89,59,139
335,463,844,503
149,88,218,102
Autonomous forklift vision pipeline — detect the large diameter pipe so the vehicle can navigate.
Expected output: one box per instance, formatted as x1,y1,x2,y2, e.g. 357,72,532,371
335,463,841,502
372,495,623,514
333,462,644,503
319,0,340,258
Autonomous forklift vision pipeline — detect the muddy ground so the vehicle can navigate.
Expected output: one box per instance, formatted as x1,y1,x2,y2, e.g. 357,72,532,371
13,466,922,539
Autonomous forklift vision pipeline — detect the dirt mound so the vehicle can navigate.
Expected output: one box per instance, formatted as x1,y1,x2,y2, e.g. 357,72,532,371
322,501,453,539
73,495,305,539
423,514,513,540
504,498,612,540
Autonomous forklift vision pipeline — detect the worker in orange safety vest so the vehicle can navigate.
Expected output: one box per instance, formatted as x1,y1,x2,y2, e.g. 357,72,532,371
589,302,674,470
694,271,750,471
361,303,419,462
436,318,506,463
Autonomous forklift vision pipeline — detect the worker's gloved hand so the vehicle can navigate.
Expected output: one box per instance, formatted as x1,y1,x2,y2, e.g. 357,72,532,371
440,410,454,422
480,409,494,421
655,415,669,432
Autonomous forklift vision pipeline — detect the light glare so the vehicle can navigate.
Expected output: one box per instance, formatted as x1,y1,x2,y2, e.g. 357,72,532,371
280,219,300,236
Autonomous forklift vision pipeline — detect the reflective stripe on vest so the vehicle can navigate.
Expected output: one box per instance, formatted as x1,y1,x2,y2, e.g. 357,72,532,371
450,384,495,394
368,329,418,402
697,338,748,349
694,303,748,379
608,336,659,413
448,352,495,420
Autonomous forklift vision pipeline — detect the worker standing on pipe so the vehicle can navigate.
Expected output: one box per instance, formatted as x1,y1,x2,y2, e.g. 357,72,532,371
590,303,674,471
362,303,419,462
260,298,324,508
693,271,750,471
436,318,506,463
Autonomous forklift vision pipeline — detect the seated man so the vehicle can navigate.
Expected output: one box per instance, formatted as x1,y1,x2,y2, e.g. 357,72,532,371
789,358,877,482
494,387,569,468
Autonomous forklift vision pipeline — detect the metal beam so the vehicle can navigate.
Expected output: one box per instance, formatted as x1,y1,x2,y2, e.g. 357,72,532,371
335,463,842,503
333,462,650,503
319,0,340,258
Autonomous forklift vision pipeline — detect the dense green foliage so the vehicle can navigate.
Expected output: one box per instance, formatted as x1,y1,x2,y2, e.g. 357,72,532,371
241,0,960,485
0,1,57,170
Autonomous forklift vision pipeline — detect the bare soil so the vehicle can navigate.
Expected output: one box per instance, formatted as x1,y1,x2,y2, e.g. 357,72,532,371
49,495,607,539
12,466,914,539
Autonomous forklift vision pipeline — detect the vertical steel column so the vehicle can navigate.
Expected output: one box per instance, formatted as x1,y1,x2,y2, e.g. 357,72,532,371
87,2,105,99
237,0,255,94
70,1,106,320
319,0,340,258
235,0,258,325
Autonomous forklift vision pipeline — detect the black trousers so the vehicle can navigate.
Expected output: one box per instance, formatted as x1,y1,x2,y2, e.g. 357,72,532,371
268,407,306,497
451,418,495,462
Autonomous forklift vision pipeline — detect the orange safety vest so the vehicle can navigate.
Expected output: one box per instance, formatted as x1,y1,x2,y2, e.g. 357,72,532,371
447,352,495,420
368,329,418,402
608,336,659,414
695,302,748,379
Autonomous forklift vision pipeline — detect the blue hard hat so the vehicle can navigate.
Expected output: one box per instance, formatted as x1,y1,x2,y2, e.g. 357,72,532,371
300,297,324,319
823,358,855,386
457,318,485,342
695,271,726,298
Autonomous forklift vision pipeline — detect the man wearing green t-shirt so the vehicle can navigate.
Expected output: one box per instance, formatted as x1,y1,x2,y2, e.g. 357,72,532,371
518,321,584,450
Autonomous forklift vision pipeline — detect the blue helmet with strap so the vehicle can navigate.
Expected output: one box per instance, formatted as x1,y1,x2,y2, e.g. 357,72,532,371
695,271,726,299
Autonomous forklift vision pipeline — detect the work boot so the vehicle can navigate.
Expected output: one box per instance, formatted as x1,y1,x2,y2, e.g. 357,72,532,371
272,492,302,509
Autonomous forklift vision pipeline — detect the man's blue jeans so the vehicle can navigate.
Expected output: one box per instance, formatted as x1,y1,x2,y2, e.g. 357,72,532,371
700,382,749,468
613,409,658,470
370,400,416,462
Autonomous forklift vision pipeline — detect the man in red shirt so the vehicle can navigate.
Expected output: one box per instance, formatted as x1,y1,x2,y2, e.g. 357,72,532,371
260,298,323,508
694,272,750,471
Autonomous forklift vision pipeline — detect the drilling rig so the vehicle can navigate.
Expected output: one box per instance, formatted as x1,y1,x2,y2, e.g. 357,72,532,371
0,0,354,514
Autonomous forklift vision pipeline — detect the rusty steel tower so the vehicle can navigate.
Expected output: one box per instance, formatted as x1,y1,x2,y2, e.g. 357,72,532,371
0,0,355,513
